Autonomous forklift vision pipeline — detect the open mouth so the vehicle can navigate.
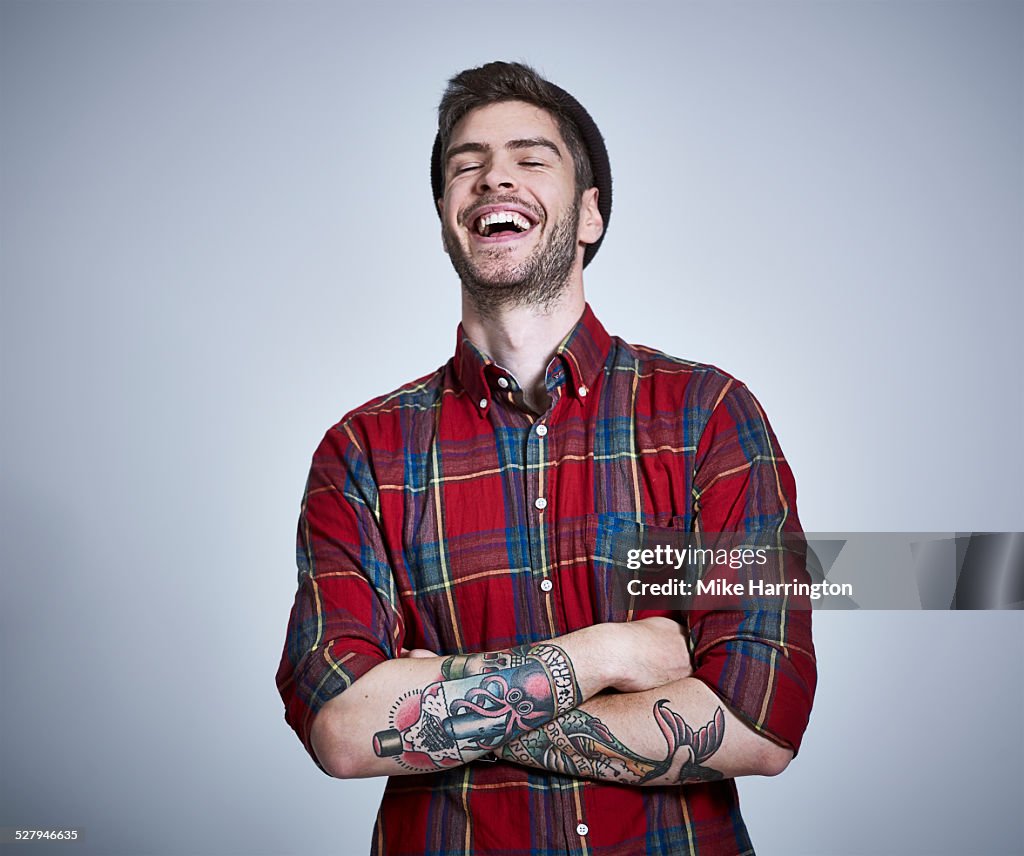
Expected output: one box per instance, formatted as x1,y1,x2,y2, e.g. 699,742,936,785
471,208,537,240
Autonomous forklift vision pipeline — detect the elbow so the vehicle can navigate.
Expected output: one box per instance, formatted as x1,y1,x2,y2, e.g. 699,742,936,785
318,747,360,779
323,753,368,778
755,741,794,777
315,736,375,779
310,703,369,779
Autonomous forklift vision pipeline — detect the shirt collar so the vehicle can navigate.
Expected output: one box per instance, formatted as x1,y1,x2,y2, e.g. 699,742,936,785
551,302,612,403
454,303,612,415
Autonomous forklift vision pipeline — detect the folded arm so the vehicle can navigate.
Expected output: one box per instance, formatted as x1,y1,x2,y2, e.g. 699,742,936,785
496,676,793,785
310,617,691,778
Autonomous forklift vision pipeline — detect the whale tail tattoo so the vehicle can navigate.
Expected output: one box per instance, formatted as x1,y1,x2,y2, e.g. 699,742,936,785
650,699,726,783
500,701,726,785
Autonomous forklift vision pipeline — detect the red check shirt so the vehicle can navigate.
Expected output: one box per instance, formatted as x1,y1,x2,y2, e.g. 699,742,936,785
277,305,816,855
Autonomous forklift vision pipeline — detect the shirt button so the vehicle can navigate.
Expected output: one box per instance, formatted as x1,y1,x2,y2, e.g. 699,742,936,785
578,385,588,398
497,377,509,389
535,424,548,437
479,398,488,409
540,579,553,593
576,823,589,836
534,497,547,510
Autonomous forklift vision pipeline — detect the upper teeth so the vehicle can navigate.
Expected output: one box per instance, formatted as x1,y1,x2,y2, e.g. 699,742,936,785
477,210,531,234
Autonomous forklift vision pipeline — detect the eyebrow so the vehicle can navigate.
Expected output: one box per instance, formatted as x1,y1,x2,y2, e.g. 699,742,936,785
445,137,563,164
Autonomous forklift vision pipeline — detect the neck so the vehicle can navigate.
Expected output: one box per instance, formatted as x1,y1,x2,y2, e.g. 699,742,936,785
461,286,586,414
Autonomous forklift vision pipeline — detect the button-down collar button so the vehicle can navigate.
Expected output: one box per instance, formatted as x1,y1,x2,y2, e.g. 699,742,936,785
535,424,548,437
497,377,509,389
576,823,589,836
534,497,547,510
479,398,488,409
578,385,589,398
540,579,553,593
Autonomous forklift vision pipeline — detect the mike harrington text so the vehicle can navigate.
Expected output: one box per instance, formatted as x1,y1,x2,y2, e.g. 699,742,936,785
626,577,854,601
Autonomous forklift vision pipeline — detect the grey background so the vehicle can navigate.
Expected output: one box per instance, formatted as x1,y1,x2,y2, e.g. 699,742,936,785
2,1,1022,854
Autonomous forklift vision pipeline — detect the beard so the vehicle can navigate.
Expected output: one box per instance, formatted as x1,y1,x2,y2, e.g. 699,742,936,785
443,196,580,317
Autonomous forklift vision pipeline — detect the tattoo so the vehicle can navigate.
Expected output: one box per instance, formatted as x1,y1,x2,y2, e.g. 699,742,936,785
499,700,725,785
372,643,581,771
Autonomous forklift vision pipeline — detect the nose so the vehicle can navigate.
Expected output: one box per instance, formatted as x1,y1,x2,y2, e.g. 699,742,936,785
477,159,515,193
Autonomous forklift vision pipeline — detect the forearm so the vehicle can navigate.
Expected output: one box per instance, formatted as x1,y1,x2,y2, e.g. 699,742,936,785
497,677,793,786
311,624,616,778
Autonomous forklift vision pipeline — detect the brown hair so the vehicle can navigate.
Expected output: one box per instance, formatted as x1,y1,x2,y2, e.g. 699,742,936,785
438,61,594,195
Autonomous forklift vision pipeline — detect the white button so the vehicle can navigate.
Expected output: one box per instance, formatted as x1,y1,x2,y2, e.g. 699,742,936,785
576,823,589,836
479,398,488,409
540,579,553,592
578,385,588,397
497,377,509,389
534,497,547,510
536,424,548,437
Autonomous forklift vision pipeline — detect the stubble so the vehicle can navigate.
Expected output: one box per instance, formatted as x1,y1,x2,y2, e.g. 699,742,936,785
443,197,581,318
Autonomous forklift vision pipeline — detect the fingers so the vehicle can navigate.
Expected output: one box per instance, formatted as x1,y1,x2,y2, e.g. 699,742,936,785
399,647,438,659
638,615,685,631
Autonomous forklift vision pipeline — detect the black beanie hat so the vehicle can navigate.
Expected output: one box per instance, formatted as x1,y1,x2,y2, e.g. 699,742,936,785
431,77,612,268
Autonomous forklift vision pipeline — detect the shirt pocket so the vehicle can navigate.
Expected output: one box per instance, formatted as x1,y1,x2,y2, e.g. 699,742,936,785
557,513,691,627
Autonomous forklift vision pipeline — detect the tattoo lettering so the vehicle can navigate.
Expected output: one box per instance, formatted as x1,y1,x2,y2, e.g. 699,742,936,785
529,644,579,711
372,643,581,771
499,700,725,785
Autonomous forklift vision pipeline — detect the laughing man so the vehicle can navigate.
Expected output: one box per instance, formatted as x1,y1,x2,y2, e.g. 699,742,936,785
277,61,816,855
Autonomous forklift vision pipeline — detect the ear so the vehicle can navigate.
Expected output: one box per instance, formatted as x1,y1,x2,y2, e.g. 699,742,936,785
437,198,449,254
577,187,604,245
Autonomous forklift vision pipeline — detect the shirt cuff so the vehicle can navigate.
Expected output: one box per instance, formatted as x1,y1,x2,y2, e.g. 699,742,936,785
690,625,816,754
282,638,389,771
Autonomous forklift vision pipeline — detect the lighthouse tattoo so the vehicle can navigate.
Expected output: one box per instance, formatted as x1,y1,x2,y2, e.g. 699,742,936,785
372,644,581,771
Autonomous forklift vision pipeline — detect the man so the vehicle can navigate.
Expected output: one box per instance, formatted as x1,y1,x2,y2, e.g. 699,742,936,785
277,61,816,855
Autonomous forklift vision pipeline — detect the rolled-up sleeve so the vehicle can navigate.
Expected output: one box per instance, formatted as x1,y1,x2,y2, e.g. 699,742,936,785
275,423,405,767
687,381,817,753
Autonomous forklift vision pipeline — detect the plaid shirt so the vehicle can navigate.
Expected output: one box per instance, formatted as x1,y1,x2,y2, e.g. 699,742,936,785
277,305,816,855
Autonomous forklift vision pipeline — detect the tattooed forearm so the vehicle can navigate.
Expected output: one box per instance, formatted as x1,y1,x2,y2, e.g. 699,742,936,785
371,644,581,772
498,700,725,786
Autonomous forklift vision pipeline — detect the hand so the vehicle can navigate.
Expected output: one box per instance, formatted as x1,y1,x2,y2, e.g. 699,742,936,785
399,647,437,659
607,617,692,693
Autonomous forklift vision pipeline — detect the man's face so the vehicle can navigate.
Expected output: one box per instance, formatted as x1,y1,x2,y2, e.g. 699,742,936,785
438,100,599,313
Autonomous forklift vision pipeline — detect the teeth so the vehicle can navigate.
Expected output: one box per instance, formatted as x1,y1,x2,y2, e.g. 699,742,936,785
475,210,532,235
